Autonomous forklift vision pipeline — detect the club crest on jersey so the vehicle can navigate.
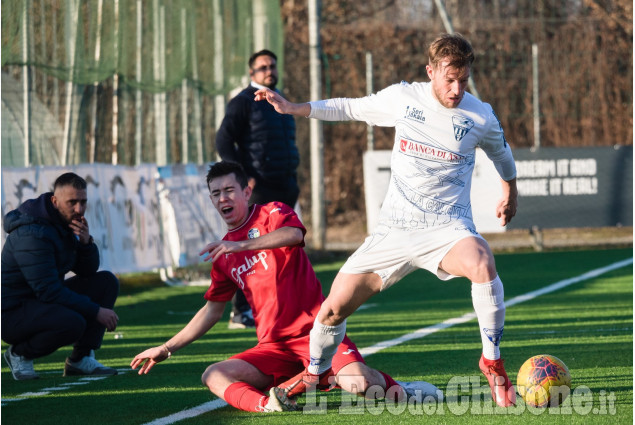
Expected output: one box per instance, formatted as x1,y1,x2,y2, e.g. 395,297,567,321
452,115,474,141
483,326,504,346
248,228,260,239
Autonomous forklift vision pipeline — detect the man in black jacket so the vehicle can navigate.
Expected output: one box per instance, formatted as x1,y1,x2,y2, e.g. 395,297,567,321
2,172,119,380
215,49,300,329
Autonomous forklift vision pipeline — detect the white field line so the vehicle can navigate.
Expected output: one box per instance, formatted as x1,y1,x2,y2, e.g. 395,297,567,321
1,369,124,405
148,258,631,424
141,399,228,425
360,257,633,357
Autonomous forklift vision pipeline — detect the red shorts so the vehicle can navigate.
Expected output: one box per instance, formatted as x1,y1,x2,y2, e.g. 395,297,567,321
229,334,364,387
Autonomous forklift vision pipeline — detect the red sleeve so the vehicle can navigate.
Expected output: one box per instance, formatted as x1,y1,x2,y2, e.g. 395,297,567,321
204,264,237,302
264,202,306,246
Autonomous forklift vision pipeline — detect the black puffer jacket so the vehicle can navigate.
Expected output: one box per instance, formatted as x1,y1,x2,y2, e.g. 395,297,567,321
215,85,299,188
1,193,100,318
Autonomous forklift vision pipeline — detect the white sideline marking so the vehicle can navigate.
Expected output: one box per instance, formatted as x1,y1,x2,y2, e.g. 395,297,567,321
141,399,228,425
4,370,122,405
78,376,108,381
136,257,630,424
505,257,632,308
356,303,378,311
17,391,50,397
360,257,633,357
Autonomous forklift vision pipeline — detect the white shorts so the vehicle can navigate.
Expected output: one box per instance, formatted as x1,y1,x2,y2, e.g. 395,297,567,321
340,221,485,290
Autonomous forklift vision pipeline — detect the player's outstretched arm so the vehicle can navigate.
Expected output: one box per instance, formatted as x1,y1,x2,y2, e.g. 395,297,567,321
254,88,311,117
199,227,304,263
130,301,225,374
496,177,518,226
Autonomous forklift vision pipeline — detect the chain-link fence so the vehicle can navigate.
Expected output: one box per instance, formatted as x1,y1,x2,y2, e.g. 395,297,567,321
2,0,283,167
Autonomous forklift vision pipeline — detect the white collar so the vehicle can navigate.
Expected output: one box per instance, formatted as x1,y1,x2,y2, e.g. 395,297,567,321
250,81,277,92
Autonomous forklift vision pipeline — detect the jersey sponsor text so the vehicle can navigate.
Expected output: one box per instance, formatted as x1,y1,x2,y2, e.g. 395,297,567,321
231,252,269,288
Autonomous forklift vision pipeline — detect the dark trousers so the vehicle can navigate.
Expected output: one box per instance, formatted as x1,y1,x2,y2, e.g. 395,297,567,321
1,271,119,360
249,181,300,211
231,289,251,315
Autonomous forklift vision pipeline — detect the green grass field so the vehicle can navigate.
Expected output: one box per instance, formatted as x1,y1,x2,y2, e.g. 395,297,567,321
1,248,632,424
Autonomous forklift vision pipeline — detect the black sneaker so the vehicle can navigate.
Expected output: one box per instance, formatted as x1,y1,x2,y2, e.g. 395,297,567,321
228,311,255,329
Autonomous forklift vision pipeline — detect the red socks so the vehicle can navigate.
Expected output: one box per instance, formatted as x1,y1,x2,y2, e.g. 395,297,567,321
224,372,404,411
224,382,267,412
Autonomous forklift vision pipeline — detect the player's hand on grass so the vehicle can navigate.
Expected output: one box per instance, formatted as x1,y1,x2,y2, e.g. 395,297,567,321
130,345,170,375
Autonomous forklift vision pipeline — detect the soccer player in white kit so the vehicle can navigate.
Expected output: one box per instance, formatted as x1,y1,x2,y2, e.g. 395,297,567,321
256,33,518,407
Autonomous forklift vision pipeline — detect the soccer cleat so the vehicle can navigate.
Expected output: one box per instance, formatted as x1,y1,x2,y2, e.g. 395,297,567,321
4,346,39,381
64,350,118,376
395,380,444,402
228,311,255,329
279,368,336,399
479,354,516,407
259,387,298,412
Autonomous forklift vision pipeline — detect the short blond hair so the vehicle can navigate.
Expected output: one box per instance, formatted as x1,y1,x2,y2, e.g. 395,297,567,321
428,33,474,70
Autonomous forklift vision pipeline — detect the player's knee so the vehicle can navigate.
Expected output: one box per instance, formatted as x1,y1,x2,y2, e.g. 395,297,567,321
201,364,219,389
95,270,120,306
466,255,497,282
337,363,380,395
318,302,348,325
339,373,371,395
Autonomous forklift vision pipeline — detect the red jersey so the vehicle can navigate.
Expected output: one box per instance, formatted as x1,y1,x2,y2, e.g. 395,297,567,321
205,202,325,344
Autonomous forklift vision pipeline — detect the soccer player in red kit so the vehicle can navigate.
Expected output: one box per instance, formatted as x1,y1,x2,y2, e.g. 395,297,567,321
131,161,441,412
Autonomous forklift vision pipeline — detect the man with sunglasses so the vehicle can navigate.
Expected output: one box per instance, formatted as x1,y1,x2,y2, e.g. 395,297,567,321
215,50,300,330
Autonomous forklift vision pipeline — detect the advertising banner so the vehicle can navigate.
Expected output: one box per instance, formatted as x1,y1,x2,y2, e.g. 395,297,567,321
363,146,632,233
509,146,632,229
1,164,172,273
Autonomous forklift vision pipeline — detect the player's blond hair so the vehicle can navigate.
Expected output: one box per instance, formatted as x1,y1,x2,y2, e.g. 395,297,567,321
428,33,474,71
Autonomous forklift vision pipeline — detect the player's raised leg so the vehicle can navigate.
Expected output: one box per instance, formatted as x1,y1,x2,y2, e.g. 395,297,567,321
308,272,382,376
440,237,516,407
202,359,297,412
280,272,383,399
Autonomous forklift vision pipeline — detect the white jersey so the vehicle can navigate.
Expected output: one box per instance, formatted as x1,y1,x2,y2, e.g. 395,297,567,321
309,81,516,230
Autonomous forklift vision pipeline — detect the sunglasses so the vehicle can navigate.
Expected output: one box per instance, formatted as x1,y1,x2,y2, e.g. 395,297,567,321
252,64,277,73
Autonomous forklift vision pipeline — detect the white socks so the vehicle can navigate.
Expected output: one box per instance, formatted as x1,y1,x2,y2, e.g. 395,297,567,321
471,275,506,360
308,318,346,375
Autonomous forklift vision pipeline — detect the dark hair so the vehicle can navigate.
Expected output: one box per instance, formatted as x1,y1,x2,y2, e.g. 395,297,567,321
53,172,87,191
248,49,277,69
428,33,474,70
206,161,249,189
